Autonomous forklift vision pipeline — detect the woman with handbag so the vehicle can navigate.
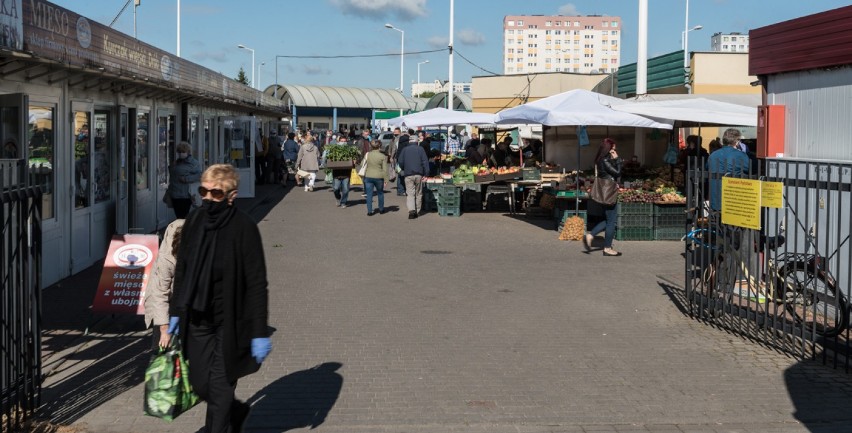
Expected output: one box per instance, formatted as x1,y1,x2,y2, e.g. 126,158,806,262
585,138,623,256
296,137,320,191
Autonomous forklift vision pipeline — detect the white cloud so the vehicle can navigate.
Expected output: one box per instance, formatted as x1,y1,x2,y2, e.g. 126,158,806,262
328,0,427,21
457,29,485,46
427,36,449,49
557,3,580,15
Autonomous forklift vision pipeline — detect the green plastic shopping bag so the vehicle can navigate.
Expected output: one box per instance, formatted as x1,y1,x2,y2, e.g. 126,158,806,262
143,337,199,421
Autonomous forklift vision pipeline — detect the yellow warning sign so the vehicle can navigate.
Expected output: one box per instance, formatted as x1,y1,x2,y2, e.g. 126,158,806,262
721,177,761,230
761,181,783,208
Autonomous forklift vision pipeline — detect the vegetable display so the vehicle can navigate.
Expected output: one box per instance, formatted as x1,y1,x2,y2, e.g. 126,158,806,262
325,144,361,162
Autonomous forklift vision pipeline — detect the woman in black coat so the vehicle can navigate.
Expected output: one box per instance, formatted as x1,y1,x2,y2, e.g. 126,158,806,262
168,164,271,433
584,138,624,257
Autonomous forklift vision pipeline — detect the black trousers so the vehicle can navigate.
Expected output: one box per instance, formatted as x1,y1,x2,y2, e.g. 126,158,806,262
186,320,248,433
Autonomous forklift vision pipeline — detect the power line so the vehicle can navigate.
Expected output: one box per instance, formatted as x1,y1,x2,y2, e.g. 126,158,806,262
453,49,500,76
276,48,445,60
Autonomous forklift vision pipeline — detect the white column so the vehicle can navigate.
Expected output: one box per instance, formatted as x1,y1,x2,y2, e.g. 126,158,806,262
636,0,648,95
448,0,455,111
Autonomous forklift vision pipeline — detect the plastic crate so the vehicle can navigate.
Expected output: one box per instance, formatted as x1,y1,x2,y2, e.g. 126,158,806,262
653,213,686,228
617,213,654,228
423,200,437,212
438,196,461,207
474,174,495,183
654,226,686,241
522,167,541,181
426,183,443,192
437,185,462,198
653,203,687,216
617,202,654,215
438,206,462,217
615,227,654,241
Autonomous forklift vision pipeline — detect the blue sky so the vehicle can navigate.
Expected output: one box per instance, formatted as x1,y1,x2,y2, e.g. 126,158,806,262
51,0,851,94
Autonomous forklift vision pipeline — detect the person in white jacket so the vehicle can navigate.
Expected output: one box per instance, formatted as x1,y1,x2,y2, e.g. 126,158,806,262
143,219,185,349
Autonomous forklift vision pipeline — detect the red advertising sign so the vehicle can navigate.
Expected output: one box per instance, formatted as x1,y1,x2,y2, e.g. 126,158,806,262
91,234,159,315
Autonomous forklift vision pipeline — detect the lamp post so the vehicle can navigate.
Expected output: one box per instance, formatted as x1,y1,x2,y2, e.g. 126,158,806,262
682,25,703,68
417,60,429,84
237,44,255,88
384,23,404,95
176,0,180,56
257,61,265,90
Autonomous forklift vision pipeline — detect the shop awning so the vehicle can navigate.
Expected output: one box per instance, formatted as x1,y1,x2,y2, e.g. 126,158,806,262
387,107,496,128
612,96,757,127
494,89,672,129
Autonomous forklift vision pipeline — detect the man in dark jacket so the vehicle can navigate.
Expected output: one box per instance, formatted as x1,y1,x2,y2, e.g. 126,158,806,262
396,140,429,219
282,132,300,184
394,131,410,196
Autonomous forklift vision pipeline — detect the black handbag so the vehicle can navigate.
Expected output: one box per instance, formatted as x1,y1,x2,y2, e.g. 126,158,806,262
590,166,618,205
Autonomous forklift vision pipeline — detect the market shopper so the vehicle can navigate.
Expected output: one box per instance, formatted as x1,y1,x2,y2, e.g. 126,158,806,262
584,138,623,257
166,141,202,219
362,140,389,216
329,161,353,208
296,137,320,191
396,136,430,219
707,128,750,211
283,132,300,185
395,132,411,196
168,164,270,433
143,218,185,350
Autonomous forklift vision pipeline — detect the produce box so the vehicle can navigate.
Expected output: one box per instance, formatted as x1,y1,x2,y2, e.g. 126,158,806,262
653,213,686,228
522,167,541,181
474,173,495,183
556,190,588,199
493,172,521,182
654,226,686,241
438,206,461,217
438,196,461,207
653,203,687,216
437,185,462,198
615,227,654,241
325,160,354,169
541,173,568,185
617,213,654,228
452,174,475,184
617,202,654,215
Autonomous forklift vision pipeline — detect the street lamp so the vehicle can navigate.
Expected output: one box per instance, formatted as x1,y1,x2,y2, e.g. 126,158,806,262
417,60,429,84
237,44,255,88
384,23,404,95
257,61,265,90
682,24,703,68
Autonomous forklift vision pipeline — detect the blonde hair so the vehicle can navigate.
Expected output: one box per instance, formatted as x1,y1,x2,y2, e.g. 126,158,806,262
202,164,239,192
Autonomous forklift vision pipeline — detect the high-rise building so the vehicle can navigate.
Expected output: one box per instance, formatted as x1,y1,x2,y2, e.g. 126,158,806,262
710,32,749,52
503,15,621,75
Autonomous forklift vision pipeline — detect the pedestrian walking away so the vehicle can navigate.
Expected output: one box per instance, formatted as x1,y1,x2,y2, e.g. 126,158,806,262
282,132,300,185
296,137,320,191
168,164,271,433
362,140,389,216
396,136,429,219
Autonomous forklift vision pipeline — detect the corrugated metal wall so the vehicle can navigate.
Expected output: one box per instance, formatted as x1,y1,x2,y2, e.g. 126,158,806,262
767,67,852,161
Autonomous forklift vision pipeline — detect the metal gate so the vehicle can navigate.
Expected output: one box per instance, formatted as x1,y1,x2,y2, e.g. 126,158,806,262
1,160,42,432
684,155,852,370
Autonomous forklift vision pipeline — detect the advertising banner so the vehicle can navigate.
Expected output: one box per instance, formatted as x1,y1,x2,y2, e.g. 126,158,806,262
91,234,159,315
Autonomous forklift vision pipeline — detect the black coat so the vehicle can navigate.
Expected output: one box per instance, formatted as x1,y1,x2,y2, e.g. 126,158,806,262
171,207,269,382
596,155,623,181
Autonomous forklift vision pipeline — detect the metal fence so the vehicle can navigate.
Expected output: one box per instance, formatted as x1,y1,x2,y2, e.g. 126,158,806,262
1,163,42,432
684,156,852,370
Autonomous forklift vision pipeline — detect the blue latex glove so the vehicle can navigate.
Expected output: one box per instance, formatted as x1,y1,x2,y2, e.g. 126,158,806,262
251,338,272,364
167,316,180,335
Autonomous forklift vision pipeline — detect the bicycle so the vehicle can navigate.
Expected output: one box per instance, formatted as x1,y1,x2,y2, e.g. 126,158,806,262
685,217,849,337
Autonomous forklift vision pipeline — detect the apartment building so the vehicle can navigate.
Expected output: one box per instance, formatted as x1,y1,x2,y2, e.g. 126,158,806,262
710,32,749,52
503,15,621,75
411,80,472,98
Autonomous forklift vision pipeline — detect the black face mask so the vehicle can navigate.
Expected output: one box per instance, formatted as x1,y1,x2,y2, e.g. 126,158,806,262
201,199,230,215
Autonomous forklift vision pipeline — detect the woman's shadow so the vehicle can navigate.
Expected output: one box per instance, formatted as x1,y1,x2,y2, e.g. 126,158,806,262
244,362,343,431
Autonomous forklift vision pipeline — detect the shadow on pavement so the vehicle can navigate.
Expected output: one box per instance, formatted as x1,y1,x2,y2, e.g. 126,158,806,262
245,362,343,432
240,183,293,223
785,354,852,432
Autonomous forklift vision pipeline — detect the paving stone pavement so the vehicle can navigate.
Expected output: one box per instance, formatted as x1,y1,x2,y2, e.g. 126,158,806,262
36,182,852,433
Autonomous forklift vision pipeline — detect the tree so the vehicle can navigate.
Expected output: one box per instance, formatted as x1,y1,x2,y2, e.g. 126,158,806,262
416,91,436,99
235,67,250,86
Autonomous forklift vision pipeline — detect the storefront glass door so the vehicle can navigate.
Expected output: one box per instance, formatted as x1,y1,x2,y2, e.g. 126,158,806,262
156,111,176,227
217,116,256,198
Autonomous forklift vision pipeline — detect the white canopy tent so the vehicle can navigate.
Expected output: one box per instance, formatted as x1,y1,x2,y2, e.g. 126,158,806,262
387,107,496,128
612,97,757,127
494,89,673,130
